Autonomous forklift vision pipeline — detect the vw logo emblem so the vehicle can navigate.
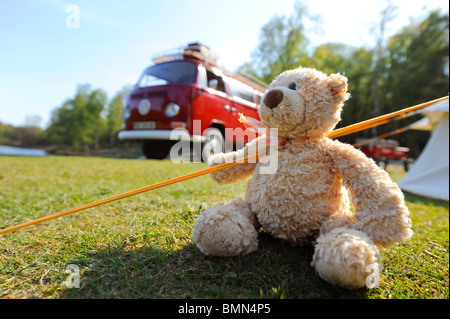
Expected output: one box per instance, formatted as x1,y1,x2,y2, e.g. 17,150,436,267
138,99,151,115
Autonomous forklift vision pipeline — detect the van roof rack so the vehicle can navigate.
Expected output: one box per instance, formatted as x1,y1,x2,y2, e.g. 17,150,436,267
152,42,218,66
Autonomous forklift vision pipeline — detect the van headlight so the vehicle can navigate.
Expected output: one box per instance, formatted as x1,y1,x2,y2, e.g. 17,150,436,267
165,102,180,117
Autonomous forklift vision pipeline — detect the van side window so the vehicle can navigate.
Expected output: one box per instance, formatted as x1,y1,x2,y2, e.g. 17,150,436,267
206,70,226,93
197,65,208,87
228,78,256,104
255,92,263,106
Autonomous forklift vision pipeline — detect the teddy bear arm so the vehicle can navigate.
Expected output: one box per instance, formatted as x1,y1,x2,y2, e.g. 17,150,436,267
209,161,257,184
206,136,266,184
329,142,413,248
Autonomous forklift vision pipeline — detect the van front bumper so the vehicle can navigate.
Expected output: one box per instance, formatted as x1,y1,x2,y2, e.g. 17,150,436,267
118,130,206,143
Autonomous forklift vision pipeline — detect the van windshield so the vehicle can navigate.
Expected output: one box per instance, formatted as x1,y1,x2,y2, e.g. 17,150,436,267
137,61,197,88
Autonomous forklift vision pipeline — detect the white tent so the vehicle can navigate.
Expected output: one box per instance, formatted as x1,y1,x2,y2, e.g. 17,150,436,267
398,98,449,201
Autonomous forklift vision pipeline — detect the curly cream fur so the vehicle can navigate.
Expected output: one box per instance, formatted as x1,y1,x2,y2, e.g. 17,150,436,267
192,66,412,289
312,227,382,289
192,198,259,257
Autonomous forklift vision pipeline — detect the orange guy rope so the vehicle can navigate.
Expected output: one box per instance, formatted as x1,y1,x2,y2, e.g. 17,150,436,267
352,127,409,148
1,96,448,236
331,113,410,139
0,154,258,236
328,96,448,139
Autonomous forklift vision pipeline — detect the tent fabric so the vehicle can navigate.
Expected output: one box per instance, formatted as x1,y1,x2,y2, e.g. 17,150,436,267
398,99,449,201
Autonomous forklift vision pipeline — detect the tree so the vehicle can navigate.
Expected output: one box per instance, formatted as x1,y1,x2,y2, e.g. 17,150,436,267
106,85,132,147
24,115,43,128
85,88,108,149
383,10,449,154
0,122,18,145
302,44,377,143
340,48,375,129
239,2,314,83
238,3,448,155
46,84,107,150
46,101,73,146
0,119,47,147
307,43,351,74
0,121,6,143
386,10,449,106
371,2,398,137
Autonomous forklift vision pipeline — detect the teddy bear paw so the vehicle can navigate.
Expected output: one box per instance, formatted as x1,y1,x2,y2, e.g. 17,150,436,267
311,227,381,289
192,200,258,257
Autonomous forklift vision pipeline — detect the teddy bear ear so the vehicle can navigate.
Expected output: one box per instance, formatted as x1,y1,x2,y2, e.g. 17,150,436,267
327,73,350,102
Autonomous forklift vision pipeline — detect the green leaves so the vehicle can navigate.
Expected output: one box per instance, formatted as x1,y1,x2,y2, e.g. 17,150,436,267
45,84,131,150
239,5,448,152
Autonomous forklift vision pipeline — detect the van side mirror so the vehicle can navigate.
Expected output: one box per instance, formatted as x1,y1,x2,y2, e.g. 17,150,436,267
208,79,218,90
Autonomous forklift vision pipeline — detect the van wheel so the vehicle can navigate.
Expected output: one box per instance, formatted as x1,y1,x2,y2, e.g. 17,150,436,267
376,159,387,170
142,140,174,159
201,127,224,162
403,158,414,172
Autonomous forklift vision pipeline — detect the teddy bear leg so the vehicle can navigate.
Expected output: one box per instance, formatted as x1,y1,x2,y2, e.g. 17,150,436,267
311,227,382,289
192,198,259,257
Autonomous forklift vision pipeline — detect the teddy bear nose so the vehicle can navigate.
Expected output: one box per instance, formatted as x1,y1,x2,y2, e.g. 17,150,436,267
264,89,284,109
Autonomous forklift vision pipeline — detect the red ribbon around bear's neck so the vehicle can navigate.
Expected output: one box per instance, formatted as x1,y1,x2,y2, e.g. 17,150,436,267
237,113,297,146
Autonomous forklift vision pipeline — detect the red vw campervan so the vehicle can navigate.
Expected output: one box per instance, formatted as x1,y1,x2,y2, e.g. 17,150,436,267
118,43,266,160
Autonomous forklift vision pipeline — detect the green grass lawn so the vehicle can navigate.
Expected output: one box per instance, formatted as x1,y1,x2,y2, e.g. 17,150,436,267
0,156,448,299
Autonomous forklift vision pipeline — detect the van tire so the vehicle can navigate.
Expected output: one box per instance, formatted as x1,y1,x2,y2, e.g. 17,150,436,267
142,140,174,159
376,158,387,170
201,127,225,162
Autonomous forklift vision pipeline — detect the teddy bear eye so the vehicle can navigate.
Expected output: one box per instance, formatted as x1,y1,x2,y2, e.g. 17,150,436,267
288,83,297,90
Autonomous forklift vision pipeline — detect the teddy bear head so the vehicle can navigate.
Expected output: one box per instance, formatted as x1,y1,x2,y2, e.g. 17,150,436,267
259,67,350,138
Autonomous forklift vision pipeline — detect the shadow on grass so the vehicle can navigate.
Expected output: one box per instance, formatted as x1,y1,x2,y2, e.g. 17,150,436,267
63,232,370,299
404,192,449,208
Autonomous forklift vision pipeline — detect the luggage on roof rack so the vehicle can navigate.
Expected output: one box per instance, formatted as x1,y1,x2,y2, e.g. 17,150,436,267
152,42,218,66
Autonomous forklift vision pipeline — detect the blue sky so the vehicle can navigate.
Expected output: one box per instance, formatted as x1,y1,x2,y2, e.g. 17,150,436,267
0,0,448,128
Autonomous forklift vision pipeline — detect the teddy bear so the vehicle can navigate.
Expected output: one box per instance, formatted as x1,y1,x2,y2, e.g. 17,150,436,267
192,66,413,289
